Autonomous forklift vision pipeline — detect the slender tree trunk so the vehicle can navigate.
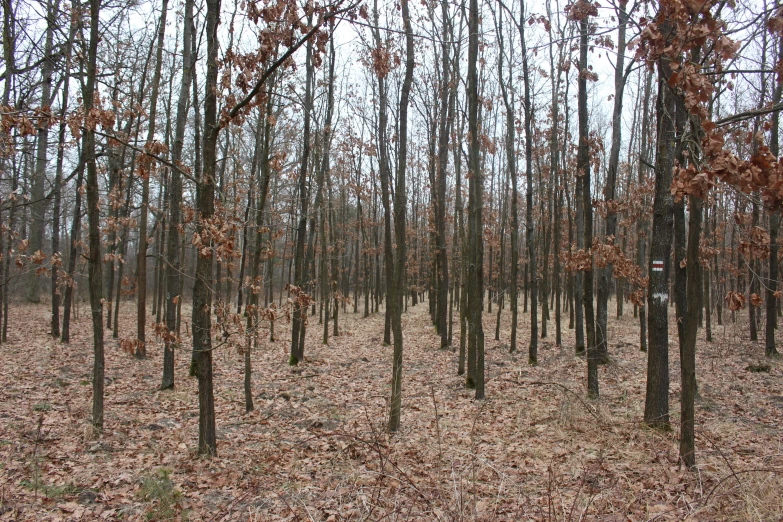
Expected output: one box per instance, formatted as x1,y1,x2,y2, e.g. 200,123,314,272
162,0,194,390
84,0,105,430
289,36,314,366
51,7,75,337
456,110,467,374
638,70,652,353
61,161,84,344
519,4,537,365
766,48,782,356
192,0,220,456
137,0,168,358
27,0,58,304
578,14,597,398
546,0,562,348
388,0,413,430
749,200,760,341
465,0,484,398
435,0,451,348
494,168,508,341
509,101,518,355
704,208,713,342
596,0,628,364
113,173,135,339
680,195,701,468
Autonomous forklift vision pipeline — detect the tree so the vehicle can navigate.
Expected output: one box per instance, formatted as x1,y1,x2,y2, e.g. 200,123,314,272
643,18,678,429
766,34,782,358
84,0,105,431
51,0,77,338
161,0,194,391
519,0,537,366
289,31,315,367
465,0,485,398
434,0,451,350
571,0,598,398
596,0,632,365
28,0,58,304
136,0,169,359
388,0,414,431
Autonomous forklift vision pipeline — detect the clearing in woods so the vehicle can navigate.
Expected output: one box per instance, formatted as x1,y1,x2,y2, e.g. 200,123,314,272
0,300,781,520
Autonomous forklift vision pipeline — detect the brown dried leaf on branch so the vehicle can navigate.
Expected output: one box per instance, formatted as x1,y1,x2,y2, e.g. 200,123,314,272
725,291,746,311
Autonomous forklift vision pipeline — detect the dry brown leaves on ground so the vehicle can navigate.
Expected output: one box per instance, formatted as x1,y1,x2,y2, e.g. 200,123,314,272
0,298,781,520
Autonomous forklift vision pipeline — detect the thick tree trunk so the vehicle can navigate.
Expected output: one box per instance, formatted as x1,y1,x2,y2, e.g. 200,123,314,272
644,23,679,428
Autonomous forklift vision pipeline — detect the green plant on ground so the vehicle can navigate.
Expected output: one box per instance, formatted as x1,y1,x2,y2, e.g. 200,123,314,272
138,468,181,521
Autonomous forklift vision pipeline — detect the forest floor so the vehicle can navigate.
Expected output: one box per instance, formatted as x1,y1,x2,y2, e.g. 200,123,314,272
0,297,782,521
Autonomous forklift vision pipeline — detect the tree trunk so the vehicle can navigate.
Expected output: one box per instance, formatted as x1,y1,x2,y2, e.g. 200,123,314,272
465,0,485,398
388,0,413,431
162,0,194,390
289,36,314,366
680,195,701,468
767,48,782,356
577,14,597,398
596,0,628,364
496,3,517,353
644,22,679,428
192,0,220,456
27,0,58,304
435,0,451,349
84,0,105,430
637,70,652,353
137,0,169,358
51,6,75,338
61,160,84,344
519,3,537,365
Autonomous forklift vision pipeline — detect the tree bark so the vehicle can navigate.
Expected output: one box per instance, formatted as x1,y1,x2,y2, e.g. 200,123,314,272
680,195,701,468
388,0,413,430
767,45,782,356
496,4,517,353
466,0,485,398
28,0,58,304
161,0,194,390
137,0,169,358
577,14,597,398
596,0,629,364
518,1,537,365
84,0,105,431
289,35,314,366
645,21,679,428
192,0,221,456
